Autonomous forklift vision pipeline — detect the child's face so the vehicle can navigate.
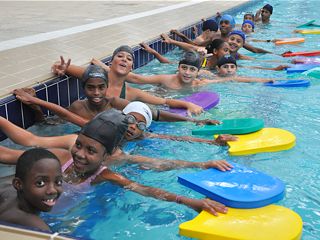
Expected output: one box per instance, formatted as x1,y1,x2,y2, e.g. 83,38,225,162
71,134,106,175
219,20,233,35
110,51,134,76
228,34,244,52
84,78,107,105
178,64,199,84
244,15,254,21
217,63,237,76
214,42,230,58
261,9,271,20
21,158,63,212
242,23,253,33
125,112,146,141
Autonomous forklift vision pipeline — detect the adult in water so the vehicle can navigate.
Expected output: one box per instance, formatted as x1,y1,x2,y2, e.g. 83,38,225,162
0,110,228,216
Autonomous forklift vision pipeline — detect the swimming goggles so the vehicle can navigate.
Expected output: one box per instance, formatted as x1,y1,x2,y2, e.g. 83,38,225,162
125,114,147,131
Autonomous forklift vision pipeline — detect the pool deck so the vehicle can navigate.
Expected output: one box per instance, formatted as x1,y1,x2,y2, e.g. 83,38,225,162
0,0,249,98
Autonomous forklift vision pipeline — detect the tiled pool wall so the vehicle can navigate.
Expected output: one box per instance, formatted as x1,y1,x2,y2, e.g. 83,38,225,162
0,0,259,141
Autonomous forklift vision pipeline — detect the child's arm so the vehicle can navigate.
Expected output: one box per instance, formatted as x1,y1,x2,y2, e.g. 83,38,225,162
146,132,237,146
51,56,85,78
125,72,171,85
98,168,228,216
127,87,203,115
240,64,289,71
13,89,88,127
161,33,201,52
0,116,77,151
170,29,196,45
0,146,24,164
243,43,272,54
140,42,171,63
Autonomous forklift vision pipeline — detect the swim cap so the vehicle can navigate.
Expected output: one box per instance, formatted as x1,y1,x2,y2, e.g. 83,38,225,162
217,55,237,68
80,109,128,154
263,4,273,14
202,19,218,32
242,20,255,29
219,14,236,28
206,39,225,54
82,65,108,88
122,101,153,127
229,30,246,43
178,51,201,69
112,45,135,60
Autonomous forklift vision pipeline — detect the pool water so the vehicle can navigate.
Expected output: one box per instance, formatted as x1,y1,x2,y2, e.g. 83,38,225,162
2,0,320,239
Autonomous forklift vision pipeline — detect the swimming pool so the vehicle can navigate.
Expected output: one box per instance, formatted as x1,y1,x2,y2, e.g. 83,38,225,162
2,0,320,239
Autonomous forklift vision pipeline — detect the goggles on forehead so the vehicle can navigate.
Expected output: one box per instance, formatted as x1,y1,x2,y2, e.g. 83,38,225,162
125,114,147,131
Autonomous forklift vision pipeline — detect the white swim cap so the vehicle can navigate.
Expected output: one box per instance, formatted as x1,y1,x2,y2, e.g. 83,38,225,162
122,101,153,127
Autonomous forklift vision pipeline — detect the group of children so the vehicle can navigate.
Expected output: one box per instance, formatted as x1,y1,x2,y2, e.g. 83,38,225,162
0,2,279,234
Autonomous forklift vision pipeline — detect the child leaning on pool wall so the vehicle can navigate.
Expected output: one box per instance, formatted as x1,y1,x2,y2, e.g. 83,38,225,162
51,45,203,115
0,148,63,231
0,110,228,216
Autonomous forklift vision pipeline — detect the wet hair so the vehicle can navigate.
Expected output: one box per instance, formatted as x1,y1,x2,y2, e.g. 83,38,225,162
82,65,108,88
15,148,60,180
206,39,226,54
202,19,218,32
178,51,201,69
111,45,135,61
217,55,237,68
80,109,128,155
263,4,273,14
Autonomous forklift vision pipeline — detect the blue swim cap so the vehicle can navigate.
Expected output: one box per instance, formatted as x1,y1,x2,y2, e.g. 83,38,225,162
219,14,236,28
242,20,255,29
229,30,246,43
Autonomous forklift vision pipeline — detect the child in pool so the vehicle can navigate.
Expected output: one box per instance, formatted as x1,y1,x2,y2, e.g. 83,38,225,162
243,12,255,22
255,4,273,24
0,110,228,216
52,45,203,115
241,20,255,34
0,148,63,231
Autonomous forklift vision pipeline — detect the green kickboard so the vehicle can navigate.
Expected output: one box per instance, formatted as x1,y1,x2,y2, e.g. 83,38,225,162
296,20,316,28
305,67,320,78
192,118,264,135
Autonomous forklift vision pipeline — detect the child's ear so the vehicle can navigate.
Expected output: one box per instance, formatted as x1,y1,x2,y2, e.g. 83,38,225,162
216,66,220,71
12,177,23,191
213,49,218,55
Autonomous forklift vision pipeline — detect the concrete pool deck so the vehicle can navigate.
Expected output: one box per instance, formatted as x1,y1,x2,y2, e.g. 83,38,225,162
0,0,249,98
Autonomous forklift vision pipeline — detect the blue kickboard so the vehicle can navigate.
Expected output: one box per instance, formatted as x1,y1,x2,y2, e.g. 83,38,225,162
178,162,285,208
286,64,320,73
264,79,310,87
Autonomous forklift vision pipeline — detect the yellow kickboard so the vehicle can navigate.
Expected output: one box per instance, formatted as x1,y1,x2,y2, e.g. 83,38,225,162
300,29,320,34
179,205,303,240
224,128,295,156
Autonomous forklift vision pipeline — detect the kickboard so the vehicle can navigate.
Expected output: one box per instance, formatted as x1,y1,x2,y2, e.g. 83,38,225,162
178,162,285,208
179,206,303,240
275,37,305,45
296,20,316,28
299,29,320,34
192,118,264,135
282,50,320,57
287,64,319,73
264,80,310,87
224,128,296,156
303,66,320,78
169,91,219,116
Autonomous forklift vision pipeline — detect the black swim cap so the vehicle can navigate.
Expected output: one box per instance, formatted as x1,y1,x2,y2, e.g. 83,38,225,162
263,4,273,14
217,55,237,68
179,51,201,69
80,109,128,155
82,65,108,88
202,19,218,32
111,45,135,60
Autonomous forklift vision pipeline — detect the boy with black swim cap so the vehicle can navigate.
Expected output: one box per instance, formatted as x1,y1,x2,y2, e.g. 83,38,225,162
255,4,273,24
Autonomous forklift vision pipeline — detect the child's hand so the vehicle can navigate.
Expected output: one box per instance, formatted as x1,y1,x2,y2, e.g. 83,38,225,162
51,56,71,76
183,197,228,216
187,103,204,116
200,160,233,171
195,119,220,125
214,134,238,146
